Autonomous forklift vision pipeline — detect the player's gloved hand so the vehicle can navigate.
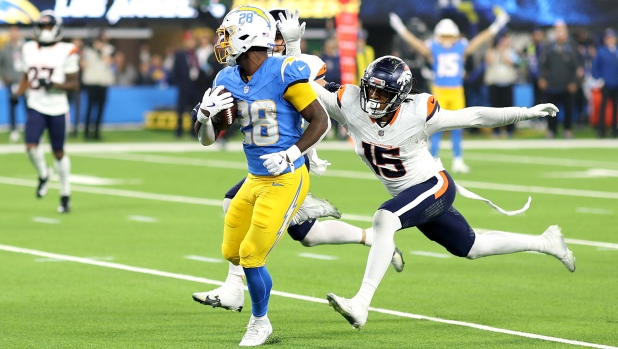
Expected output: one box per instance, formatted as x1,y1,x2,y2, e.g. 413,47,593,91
307,148,331,176
260,151,292,176
38,78,53,90
524,103,559,119
324,81,341,93
489,7,510,34
200,85,233,123
191,102,201,124
277,9,305,45
389,13,407,36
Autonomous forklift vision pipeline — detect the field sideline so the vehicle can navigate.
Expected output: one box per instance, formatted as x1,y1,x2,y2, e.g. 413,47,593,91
1,139,617,348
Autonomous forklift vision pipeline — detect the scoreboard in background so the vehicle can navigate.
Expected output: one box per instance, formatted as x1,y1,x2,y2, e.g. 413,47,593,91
0,0,199,24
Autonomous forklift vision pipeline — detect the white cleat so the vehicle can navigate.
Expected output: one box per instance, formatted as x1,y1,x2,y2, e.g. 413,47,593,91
192,283,244,312
9,130,21,143
541,225,576,272
326,293,368,329
239,316,273,347
391,247,405,272
291,192,341,226
451,157,470,174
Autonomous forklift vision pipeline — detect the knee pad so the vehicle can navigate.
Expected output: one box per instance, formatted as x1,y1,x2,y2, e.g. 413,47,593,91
372,209,402,235
222,242,240,265
239,240,264,268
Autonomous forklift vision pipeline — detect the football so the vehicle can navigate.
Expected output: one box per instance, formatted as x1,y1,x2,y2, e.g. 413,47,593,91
202,87,237,131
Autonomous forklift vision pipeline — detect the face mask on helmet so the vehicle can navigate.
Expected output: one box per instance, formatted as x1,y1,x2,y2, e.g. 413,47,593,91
214,6,275,66
268,9,286,57
360,56,415,119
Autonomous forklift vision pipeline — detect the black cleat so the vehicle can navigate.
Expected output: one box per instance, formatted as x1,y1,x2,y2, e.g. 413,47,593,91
58,196,70,213
36,176,49,198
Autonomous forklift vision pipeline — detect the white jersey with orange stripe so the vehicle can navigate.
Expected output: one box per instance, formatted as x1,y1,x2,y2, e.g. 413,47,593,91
300,53,327,82
313,82,444,197
21,41,79,116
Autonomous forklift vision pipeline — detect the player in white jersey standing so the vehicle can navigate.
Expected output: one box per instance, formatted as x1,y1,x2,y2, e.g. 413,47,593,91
191,9,404,314
11,11,79,213
310,56,576,329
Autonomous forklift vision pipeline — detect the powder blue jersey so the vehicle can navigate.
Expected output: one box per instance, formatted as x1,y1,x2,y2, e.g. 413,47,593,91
214,56,310,176
430,39,468,87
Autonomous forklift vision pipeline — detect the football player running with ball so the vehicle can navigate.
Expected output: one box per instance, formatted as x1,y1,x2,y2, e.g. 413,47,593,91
310,56,575,329
11,11,79,213
192,6,331,346
191,8,405,318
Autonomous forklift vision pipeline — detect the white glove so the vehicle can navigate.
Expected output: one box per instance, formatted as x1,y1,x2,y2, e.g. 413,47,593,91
259,145,302,176
260,151,292,176
389,13,407,36
524,103,559,119
277,9,306,45
489,8,510,34
199,85,233,123
307,148,331,176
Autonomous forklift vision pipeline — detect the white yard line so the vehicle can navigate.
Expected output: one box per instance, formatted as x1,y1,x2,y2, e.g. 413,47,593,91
0,243,615,349
184,255,225,263
298,253,338,260
576,207,613,215
32,217,60,224
2,176,617,250
66,154,618,200
410,251,453,258
127,215,159,223
449,153,618,170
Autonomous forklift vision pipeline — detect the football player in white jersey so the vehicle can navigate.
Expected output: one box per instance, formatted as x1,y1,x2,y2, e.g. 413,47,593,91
310,56,575,329
191,9,404,315
11,11,79,213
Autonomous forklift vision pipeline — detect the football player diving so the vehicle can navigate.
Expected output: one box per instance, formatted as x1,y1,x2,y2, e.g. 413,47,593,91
308,56,575,329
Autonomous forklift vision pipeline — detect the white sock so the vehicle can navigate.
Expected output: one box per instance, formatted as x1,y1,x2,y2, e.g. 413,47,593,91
222,198,232,214
227,262,245,278
353,210,401,307
250,314,269,325
54,155,71,197
27,147,48,179
363,227,374,247
300,220,364,247
466,231,543,259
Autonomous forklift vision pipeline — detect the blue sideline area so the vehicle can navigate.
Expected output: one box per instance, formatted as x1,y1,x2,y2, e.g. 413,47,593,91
0,84,534,127
0,86,178,127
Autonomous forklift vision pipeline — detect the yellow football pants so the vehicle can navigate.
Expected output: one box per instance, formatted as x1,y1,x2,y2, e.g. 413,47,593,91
431,86,466,110
222,165,309,268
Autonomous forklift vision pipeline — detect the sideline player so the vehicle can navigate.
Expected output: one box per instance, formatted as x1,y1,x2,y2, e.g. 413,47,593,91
389,10,509,173
311,56,575,329
191,8,405,317
193,6,330,346
11,11,78,213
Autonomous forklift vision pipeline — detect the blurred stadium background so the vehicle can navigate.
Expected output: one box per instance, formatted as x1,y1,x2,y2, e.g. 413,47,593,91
1,1,618,348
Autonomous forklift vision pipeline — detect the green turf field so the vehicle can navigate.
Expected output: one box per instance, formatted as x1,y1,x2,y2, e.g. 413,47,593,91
1,139,617,348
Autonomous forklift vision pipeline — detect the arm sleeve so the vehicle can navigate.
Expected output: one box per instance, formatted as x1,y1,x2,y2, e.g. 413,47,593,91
283,81,317,111
425,106,533,135
310,80,346,126
197,112,217,146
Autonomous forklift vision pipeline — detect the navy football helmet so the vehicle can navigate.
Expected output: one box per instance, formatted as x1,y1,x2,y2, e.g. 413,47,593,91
34,10,63,44
360,56,414,118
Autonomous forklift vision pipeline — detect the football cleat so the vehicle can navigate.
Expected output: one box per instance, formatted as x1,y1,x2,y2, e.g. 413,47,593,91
192,283,244,312
37,176,49,198
291,192,341,226
391,247,405,272
326,293,368,329
451,157,470,174
9,130,21,143
540,225,576,272
239,316,273,347
57,196,70,213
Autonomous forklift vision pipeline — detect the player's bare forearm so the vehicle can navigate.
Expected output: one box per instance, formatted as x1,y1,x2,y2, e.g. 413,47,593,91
296,99,330,153
52,73,79,92
15,74,29,96
465,29,494,56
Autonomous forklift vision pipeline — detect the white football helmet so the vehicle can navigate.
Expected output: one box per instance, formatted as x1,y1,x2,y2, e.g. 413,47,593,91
34,10,63,44
214,6,276,66
434,18,460,37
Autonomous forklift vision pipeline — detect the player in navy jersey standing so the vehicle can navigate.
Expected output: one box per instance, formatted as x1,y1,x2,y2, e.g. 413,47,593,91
192,5,330,346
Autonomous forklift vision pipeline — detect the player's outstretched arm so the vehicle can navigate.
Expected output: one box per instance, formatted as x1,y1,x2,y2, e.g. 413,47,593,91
465,8,510,56
425,103,558,135
277,9,305,58
310,81,346,125
389,13,432,60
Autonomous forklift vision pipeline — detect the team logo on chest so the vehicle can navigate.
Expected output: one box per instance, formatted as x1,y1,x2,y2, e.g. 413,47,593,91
378,129,384,137
244,86,250,93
